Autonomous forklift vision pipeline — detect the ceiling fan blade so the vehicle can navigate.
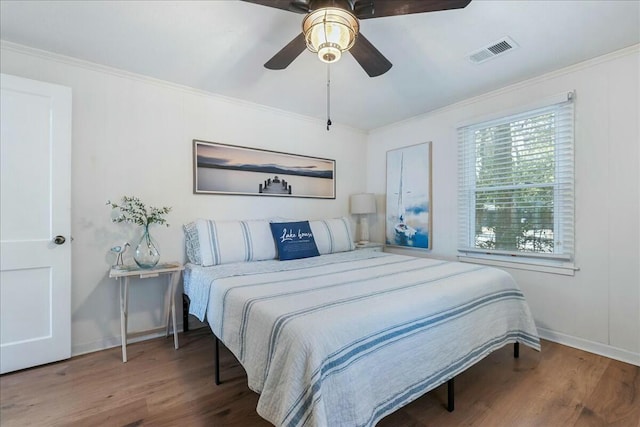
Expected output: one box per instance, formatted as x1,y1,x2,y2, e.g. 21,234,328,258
240,0,309,13
355,0,472,19
349,33,392,77
264,33,307,70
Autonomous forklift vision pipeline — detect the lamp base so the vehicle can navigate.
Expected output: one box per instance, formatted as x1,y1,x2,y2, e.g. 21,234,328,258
358,215,370,244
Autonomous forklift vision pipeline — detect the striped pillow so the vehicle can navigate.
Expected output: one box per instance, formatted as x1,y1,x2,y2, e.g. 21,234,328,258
183,222,201,265
195,219,277,266
309,217,355,255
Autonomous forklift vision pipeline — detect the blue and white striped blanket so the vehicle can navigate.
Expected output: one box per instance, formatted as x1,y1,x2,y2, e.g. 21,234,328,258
185,251,540,427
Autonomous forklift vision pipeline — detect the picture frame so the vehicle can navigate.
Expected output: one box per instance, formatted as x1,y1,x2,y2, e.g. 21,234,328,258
385,142,432,250
193,140,336,199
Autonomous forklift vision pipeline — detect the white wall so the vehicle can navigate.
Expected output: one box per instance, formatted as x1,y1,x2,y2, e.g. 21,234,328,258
2,41,637,365
0,43,368,356
366,46,640,365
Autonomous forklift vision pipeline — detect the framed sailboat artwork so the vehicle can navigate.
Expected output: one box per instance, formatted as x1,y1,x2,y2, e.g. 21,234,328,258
385,142,432,250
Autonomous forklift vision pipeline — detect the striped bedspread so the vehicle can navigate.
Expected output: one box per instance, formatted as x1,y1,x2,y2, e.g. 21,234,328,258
185,251,540,427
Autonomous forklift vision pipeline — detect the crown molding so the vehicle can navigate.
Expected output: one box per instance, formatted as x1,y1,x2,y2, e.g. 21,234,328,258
0,40,366,136
371,43,640,135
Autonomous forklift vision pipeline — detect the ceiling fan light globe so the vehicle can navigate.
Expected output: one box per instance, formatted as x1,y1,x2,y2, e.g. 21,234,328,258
302,7,359,63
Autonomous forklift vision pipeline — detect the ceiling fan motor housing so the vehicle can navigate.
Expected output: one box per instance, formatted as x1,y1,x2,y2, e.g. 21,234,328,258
306,0,356,11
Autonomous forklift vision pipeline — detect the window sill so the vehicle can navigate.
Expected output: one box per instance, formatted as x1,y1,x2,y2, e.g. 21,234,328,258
457,252,578,276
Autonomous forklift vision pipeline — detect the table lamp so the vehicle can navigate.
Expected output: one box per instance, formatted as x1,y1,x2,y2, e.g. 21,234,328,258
350,193,376,245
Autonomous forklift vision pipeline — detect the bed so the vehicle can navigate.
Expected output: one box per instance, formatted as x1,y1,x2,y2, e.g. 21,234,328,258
183,218,540,427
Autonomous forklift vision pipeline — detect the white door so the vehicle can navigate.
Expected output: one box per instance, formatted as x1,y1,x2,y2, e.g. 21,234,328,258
0,74,72,374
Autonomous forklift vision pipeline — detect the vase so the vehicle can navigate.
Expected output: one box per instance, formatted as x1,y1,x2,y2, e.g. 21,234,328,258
134,225,160,268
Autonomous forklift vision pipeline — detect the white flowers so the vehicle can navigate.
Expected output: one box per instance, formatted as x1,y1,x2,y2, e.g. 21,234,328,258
106,196,171,227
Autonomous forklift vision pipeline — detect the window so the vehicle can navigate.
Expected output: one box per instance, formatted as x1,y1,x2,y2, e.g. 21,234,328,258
458,92,574,264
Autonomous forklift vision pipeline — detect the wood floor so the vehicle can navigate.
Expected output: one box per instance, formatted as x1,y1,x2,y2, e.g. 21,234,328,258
1,328,638,427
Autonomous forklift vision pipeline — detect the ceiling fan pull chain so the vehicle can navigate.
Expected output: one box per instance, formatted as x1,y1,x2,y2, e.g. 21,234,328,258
326,63,332,131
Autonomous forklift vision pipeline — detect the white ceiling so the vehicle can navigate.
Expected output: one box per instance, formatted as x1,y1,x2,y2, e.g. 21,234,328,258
1,0,638,131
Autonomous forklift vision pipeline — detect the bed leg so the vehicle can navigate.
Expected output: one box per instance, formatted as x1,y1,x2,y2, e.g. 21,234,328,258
182,294,190,333
447,378,454,412
514,341,520,359
215,336,221,385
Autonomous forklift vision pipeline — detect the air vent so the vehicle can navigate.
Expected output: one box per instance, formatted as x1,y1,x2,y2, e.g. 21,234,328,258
468,37,518,64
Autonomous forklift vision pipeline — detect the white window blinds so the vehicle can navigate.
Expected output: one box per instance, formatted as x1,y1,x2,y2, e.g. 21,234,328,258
458,92,575,260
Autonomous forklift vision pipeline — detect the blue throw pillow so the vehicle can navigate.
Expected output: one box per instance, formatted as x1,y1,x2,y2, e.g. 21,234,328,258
270,221,320,261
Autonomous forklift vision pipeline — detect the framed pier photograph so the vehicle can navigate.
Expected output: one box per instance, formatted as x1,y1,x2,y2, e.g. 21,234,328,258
193,140,336,199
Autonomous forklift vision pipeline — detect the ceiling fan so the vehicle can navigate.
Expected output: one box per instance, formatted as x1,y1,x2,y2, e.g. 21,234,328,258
241,0,472,77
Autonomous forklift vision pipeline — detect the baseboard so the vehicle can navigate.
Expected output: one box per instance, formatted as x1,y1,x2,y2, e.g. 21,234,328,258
537,327,640,367
72,325,183,357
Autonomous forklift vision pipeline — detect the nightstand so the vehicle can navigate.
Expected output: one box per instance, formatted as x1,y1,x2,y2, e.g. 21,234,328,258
355,242,384,252
109,262,184,362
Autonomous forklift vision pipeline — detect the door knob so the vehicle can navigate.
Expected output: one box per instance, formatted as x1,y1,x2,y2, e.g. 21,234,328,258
53,235,66,245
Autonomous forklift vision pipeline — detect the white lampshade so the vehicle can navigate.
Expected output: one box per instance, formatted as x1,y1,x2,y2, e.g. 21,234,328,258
350,193,376,215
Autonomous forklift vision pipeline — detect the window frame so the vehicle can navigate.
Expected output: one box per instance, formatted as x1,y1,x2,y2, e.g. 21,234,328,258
457,92,576,275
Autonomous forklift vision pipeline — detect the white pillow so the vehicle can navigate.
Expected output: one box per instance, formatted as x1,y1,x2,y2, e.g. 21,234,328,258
195,219,277,266
309,217,355,255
